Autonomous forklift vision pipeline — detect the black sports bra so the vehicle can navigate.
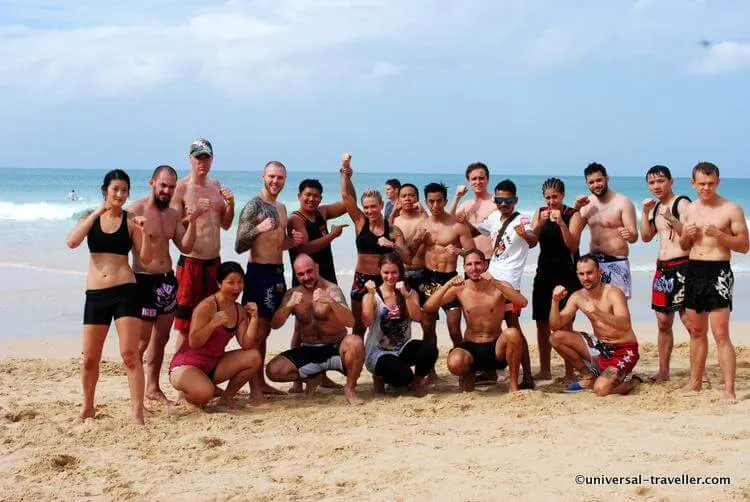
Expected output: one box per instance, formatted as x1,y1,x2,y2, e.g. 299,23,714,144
356,219,393,255
87,211,132,256
213,295,240,333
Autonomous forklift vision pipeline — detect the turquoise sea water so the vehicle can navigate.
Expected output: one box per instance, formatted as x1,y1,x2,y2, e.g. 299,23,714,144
0,167,749,337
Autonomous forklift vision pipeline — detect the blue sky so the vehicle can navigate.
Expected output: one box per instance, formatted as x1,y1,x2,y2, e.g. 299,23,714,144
1,0,749,176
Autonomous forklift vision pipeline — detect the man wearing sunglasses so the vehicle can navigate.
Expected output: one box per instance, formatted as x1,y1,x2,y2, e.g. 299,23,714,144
462,179,537,389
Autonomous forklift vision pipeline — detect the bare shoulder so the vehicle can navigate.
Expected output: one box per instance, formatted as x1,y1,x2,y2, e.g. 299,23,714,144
127,198,146,216
615,192,635,209
326,282,348,304
605,284,627,302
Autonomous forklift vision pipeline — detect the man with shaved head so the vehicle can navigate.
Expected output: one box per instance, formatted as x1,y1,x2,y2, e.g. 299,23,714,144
267,254,365,405
235,160,303,403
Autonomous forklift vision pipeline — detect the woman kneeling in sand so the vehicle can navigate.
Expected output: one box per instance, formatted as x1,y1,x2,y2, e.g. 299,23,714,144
169,261,262,408
363,253,438,396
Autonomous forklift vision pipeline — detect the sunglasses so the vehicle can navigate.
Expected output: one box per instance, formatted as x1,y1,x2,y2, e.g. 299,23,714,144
494,196,516,205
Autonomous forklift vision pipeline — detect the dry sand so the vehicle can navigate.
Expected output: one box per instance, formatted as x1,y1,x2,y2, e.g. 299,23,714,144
2,321,750,501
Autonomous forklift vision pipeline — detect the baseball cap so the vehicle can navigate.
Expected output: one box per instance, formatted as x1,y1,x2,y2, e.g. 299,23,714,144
189,138,213,158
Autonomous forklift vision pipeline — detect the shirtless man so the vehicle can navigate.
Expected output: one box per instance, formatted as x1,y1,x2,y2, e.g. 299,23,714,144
639,165,692,382
410,183,475,347
549,254,641,396
130,165,198,404
424,249,527,392
235,161,303,402
679,162,748,403
267,254,364,405
450,162,497,261
573,163,638,298
171,138,235,348
390,183,428,300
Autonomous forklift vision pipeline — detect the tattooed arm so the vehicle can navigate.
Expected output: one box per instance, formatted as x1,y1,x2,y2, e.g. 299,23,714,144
234,197,278,254
321,286,355,328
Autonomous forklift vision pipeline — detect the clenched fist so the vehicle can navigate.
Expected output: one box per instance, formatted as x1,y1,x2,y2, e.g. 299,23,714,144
313,288,332,304
287,291,304,307
575,195,590,210
243,302,258,318
642,198,657,213
364,280,377,293
552,285,568,301
219,187,234,205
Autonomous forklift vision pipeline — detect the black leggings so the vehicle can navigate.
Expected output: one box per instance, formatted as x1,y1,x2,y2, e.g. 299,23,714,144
374,340,438,387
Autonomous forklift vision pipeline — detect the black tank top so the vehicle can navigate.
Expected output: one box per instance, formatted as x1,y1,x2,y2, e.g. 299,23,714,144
87,210,131,255
356,218,393,255
537,206,578,269
289,210,337,285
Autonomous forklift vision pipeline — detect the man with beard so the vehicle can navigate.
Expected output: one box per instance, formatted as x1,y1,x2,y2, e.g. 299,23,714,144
267,254,364,405
639,165,692,383
171,138,235,350
235,161,303,403
409,183,475,347
679,162,748,403
130,165,199,404
572,163,638,298
450,162,497,261
424,249,527,393
390,183,428,300
549,254,642,396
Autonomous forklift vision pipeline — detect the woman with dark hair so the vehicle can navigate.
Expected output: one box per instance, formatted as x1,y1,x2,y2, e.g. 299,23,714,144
530,177,582,381
340,153,411,335
169,261,262,409
362,253,437,396
66,169,153,424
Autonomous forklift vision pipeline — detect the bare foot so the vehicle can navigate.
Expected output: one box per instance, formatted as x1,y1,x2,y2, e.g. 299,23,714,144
247,390,265,406
459,375,475,392
532,371,552,381
132,410,145,425
373,376,386,394
289,381,304,394
78,407,96,421
305,374,323,396
423,369,437,386
146,388,174,406
321,374,343,389
216,397,241,409
681,380,702,394
344,387,364,405
261,383,287,396
722,392,737,405
647,372,669,383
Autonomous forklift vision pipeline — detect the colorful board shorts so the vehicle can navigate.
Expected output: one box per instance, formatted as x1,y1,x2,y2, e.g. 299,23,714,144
135,271,178,322
451,340,507,372
280,342,345,379
684,260,733,313
242,263,287,319
350,271,382,302
419,269,461,312
174,255,220,331
84,283,141,325
651,257,689,313
594,253,631,299
578,332,639,378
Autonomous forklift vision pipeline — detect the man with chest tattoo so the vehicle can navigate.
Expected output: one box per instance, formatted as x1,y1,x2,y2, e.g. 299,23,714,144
235,161,303,402
572,163,638,298
170,138,235,350
409,183,475,348
679,162,748,403
267,254,364,405
549,254,642,396
130,165,198,404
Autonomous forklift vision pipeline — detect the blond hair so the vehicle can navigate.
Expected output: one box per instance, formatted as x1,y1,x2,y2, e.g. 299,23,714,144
360,189,383,205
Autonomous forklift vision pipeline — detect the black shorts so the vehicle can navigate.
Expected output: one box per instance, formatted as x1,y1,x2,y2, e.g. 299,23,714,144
84,283,141,325
404,268,426,305
651,257,689,313
350,271,382,302
531,268,580,321
419,269,461,311
684,260,733,313
452,340,507,372
242,263,287,319
135,271,178,321
280,343,345,379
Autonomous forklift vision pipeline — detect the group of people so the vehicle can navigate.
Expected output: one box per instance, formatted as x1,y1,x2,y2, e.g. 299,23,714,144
66,137,748,424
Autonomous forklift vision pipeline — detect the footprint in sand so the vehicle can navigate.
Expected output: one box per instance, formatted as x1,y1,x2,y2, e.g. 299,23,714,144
4,408,38,422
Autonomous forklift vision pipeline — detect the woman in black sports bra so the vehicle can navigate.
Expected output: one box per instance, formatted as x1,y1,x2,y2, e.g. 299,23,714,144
529,177,582,382
66,169,153,424
339,153,411,335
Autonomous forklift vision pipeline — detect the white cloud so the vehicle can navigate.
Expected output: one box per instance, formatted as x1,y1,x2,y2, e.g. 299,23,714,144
694,41,750,75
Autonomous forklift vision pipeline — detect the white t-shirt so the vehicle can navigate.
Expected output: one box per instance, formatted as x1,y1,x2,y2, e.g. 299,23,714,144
476,210,533,290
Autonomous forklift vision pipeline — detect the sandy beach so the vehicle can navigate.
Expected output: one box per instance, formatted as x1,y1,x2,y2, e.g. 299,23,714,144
2,320,750,501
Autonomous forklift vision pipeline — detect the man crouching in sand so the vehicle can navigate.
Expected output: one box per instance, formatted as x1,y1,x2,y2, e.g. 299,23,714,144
423,249,527,393
267,254,365,405
549,254,641,396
